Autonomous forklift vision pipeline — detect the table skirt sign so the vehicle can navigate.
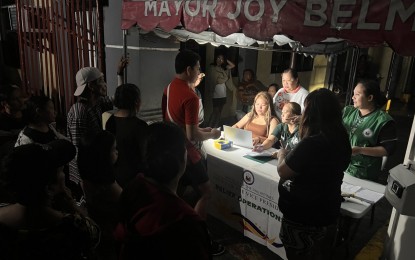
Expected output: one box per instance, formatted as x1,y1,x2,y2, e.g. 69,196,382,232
207,155,287,259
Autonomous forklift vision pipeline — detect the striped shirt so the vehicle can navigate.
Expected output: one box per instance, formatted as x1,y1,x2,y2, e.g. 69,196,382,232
67,97,113,183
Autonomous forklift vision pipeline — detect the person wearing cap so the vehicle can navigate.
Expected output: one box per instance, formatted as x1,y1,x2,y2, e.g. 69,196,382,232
0,139,100,259
66,67,114,203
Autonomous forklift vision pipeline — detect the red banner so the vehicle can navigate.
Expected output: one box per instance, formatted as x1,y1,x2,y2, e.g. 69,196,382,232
122,0,415,56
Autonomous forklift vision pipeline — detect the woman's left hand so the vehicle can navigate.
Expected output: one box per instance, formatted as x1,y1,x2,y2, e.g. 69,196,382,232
277,148,288,160
252,137,261,146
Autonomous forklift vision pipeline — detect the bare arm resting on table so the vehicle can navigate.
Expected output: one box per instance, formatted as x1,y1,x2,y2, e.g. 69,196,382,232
253,134,277,152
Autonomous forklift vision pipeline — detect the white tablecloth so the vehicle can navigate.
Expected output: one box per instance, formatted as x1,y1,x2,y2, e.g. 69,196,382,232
204,138,386,259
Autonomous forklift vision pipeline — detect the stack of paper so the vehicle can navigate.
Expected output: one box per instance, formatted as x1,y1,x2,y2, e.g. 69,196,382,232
341,182,384,204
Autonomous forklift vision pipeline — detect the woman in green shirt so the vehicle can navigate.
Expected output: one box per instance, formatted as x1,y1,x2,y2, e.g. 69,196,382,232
253,102,301,156
343,79,397,181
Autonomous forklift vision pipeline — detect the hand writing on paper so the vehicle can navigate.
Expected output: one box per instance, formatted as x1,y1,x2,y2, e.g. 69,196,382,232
253,144,264,152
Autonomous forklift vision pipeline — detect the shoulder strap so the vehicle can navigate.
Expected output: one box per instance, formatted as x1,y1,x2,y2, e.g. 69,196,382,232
166,84,175,124
105,115,116,134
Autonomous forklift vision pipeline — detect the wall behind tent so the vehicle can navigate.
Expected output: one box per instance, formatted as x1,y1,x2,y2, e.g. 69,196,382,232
368,46,393,92
104,0,178,114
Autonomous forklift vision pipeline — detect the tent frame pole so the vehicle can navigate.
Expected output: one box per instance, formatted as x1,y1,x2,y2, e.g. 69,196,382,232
123,29,128,84
345,47,360,106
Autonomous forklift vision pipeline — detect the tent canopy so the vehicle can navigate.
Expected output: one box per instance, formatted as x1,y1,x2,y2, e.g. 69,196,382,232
122,0,415,56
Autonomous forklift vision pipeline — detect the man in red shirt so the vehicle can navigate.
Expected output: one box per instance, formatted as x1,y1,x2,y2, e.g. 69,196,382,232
162,50,224,256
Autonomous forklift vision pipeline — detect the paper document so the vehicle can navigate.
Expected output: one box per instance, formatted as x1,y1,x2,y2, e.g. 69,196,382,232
341,181,384,204
355,189,384,204
341,182,361,194
246,151,273,157
246,148,278,157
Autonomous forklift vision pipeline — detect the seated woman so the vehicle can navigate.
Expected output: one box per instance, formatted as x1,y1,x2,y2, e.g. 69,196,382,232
15,95,67,146
233,91,279,146
78,130,122,260
0,140,100,260
253,102,301,154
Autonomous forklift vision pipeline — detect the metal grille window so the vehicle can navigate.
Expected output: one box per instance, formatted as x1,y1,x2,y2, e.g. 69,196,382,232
15,0,105,115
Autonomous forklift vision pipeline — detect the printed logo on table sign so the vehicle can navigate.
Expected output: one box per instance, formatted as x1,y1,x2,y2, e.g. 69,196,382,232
243,170,254,185
363,128,374,138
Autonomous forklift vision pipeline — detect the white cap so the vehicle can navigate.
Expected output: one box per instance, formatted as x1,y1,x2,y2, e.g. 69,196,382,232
74,67,103,96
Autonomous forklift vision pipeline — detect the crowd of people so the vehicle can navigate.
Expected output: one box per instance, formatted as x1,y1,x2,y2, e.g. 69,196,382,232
0,48,398,260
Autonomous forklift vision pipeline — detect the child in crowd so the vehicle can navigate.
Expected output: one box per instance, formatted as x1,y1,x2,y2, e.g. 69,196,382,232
267,83,279,99
15,95,67,146
253,102,301,154
105,83,148,188
0,140,100,259
233,91,279,146
78,130,122,260
115,122,211,259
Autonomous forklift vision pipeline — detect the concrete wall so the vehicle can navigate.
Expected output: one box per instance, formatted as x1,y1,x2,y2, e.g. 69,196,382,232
309,55,328,92
368,46,393,92
103,2,405,119
103,1,179,112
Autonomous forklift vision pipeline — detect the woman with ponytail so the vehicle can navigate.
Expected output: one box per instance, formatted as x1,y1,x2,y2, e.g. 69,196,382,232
343,79,398,181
